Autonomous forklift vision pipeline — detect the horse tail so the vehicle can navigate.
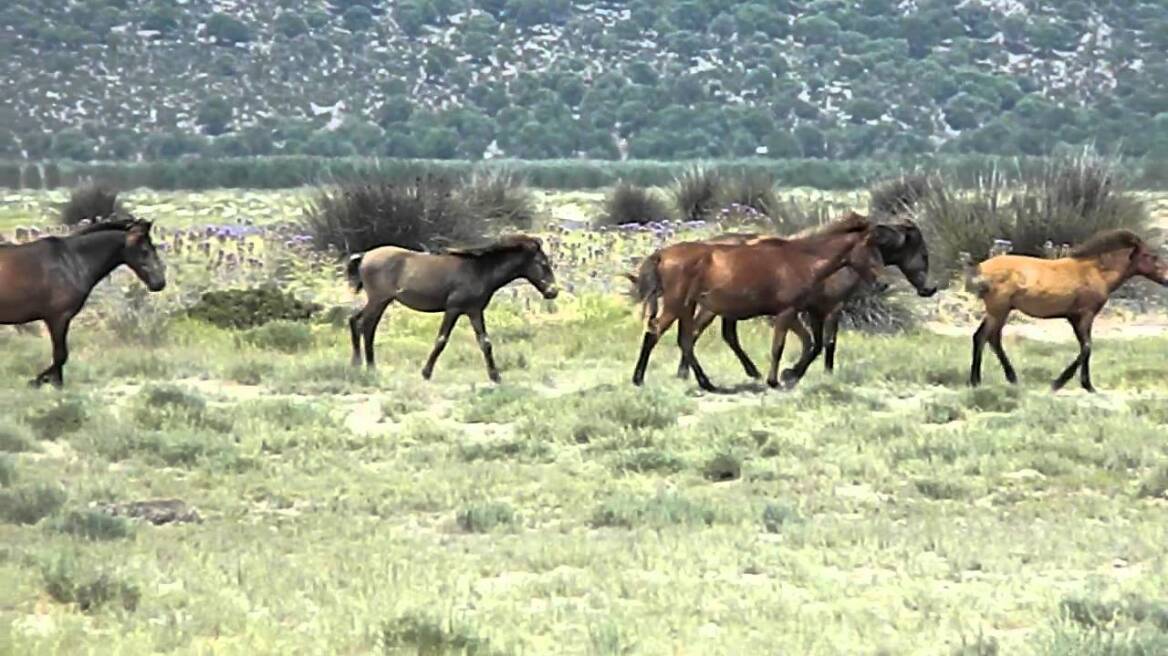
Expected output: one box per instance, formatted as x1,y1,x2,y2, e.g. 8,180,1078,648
346,252,365,292
958,252,989,296
629,253,664,331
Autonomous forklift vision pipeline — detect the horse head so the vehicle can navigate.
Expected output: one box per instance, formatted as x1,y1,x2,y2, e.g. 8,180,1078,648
873,221,937,297
123,218,167,292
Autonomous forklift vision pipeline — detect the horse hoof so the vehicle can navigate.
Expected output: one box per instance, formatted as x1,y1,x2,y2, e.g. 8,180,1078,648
766,377,781,389
27,378,42,388
421,369,433,381
489,373,502,384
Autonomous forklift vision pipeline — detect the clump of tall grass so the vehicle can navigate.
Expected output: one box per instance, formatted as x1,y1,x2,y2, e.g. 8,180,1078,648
917,152,1151,276
302,173,479,254
597,182,671,226
459,166,538,229
671,166,722,221
58,183,124,226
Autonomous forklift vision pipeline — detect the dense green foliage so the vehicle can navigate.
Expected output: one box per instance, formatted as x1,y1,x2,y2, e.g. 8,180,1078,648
186,287,321,329
5,1,1168,165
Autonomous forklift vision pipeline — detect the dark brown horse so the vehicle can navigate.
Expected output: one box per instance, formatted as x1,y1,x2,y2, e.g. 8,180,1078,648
630,213,884,391
346,235,559,383
0,218,167,387
672,221,937,386
965,229,1168,392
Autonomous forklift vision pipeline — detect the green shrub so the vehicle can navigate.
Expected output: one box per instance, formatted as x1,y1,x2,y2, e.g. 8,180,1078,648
25,397,89,440
302,173,479,254
919,153,1151,276
187,286,320,329
868,174,936,218
671,166,722,221
702,453,742,481
962,386,1022,413
914,477,969,501
0,483,66,524
761,502,801,533
459,166,537,229
591,491,721,528
612,448,685,474
456,502,516,533
48,510,134,541
1137,464,1168,499
240,320,315,353
0,420,37,453
718,171,780,218
40,553,140,613
457,437,552,463
129,385,225,432
0,455,15,487
376,612,501,656
458,385,537,423
836,286,918,333
57,183,124,225
597,182,671,226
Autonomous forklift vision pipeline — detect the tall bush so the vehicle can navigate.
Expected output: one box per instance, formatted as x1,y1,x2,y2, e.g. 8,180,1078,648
58,183,124,226
597,182,671,226
301,174,480,254
459,167,537,229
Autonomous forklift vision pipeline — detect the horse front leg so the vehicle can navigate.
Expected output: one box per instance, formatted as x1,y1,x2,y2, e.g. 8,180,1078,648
720,318,762,380
766,309,797,389
421,310,461,380
1053,312,1096,392
348,304,365,367
31,315,74,388
781,311,824,387
467,310,501,384
822,310,841,373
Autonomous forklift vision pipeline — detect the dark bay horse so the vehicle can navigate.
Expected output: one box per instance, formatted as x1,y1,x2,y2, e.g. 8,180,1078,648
346,234,559,383
965,229,1168,392
672,221,937,386
0,218,167,387
630,213,883,391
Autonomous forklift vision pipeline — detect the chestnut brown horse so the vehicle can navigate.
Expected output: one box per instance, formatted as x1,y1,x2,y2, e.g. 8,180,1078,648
630,213,884,391
965,229,1168,392
0,218,167,387
347,234,558,383
656,221,937,386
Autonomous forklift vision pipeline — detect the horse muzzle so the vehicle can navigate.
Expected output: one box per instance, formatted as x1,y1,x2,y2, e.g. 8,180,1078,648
542,286,560,300
148,278,167,292
917,285,939,298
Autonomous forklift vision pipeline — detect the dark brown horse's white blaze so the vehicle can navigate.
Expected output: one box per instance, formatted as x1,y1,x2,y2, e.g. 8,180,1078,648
664,221,937,386
0,218,167,387
346,235,558,383
964,229,1168,392
629,213,884,391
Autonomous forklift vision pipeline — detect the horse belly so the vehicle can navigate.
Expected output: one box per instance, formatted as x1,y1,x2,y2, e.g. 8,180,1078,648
394,289,448,313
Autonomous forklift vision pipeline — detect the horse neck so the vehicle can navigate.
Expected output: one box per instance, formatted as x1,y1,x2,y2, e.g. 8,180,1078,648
65,230,127,289
1090,250,1135,292
471,250,528,294
804,232,864,285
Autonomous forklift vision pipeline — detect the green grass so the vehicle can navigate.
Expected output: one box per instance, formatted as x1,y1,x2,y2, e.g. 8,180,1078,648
2,284,1168,653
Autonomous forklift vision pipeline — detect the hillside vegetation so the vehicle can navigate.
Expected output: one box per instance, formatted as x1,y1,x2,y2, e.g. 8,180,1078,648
5,0,1168,163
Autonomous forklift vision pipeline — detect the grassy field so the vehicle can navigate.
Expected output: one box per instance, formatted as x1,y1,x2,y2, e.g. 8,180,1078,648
2,190,1168,655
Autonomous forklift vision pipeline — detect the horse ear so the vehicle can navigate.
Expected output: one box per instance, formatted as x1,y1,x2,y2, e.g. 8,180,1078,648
525,236,543,251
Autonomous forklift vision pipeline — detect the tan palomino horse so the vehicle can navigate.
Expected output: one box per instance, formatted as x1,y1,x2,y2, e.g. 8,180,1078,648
964,229,1168,392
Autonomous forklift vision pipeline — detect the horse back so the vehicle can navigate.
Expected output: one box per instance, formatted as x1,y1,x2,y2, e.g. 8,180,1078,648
977,255,1105,316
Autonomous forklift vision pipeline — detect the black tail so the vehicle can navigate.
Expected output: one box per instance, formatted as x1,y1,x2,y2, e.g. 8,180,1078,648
346,253,365,292
627,253,663,330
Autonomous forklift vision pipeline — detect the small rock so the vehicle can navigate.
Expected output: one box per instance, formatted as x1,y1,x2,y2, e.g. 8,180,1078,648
97,499,202,525
1003,469,1046,481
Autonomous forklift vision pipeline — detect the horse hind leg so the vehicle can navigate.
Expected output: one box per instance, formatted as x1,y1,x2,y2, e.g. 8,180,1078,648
676,307,717,379
677,305,716,392
361,299,392,368
987,314,1017,384
781,311,825,387
633,308,678,386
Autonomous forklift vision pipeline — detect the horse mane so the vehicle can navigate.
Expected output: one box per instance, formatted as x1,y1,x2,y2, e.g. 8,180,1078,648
71,217,145,236
444,234,540,257
1069,229,1144,259
790,211,870,240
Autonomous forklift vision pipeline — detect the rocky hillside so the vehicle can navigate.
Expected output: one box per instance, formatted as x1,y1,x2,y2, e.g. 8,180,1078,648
3,0,1168,162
